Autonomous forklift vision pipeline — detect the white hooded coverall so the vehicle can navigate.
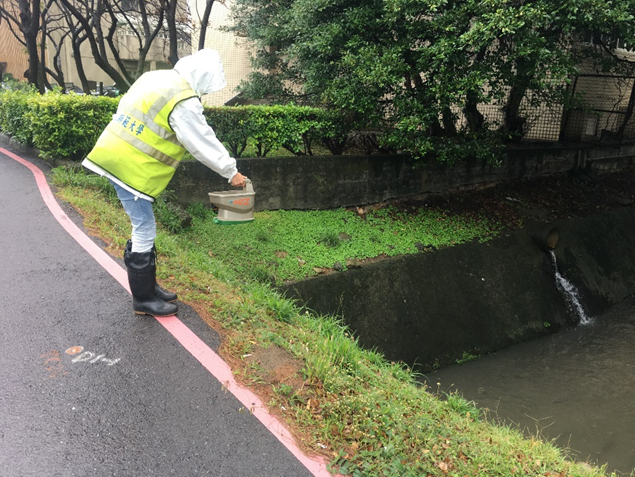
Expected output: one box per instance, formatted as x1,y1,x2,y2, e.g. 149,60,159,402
82,49,239,252
82,49,238,202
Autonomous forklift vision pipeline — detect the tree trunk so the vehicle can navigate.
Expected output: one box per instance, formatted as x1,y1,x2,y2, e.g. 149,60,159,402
197,0,214,50
18,0,44,92
120,0,165,79
44,35,66,89
72,31,92,93
103,6,134,85
615,79,635,141
502,56,534,141
58,0,131,92
39,17,48,89
503,84,528,141
464,90,485,133
161,0,179,66
441,106,457,136
463,48,486,133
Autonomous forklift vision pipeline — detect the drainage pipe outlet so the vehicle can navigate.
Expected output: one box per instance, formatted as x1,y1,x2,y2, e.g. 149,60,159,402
546,227,560,250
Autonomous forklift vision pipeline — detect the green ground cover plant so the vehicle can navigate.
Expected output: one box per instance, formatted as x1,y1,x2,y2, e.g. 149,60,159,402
188,206,503,285
51,166,615,476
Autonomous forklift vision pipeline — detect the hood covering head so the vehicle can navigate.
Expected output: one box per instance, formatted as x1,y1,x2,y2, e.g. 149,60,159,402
174,49,227,96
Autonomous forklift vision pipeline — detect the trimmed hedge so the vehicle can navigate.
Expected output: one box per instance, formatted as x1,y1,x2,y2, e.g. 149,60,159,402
0,89,38,147
27,93,119,160
203,105,354,157
0,90,118,159
0,90,362,161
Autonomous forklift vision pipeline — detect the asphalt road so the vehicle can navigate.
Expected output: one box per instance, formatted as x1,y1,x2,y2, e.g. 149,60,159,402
0,145,321,477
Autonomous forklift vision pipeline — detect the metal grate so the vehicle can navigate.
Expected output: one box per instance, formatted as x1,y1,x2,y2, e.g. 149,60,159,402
460,74,635,143
462,83,566,142
561,74,635,141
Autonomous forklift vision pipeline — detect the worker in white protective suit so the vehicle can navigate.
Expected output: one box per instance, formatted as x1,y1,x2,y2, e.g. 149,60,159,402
83,49,247,318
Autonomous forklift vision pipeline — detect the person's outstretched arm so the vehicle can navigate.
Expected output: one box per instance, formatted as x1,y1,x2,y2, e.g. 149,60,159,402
170,98,246,187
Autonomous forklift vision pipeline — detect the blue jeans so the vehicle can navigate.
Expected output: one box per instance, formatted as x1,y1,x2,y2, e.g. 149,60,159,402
110,180,156,253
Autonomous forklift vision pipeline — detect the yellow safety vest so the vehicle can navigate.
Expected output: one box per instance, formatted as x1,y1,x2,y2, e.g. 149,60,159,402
87,70,198,198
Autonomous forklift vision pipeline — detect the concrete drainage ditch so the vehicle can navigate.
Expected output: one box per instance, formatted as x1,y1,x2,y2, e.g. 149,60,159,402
281,207,635,371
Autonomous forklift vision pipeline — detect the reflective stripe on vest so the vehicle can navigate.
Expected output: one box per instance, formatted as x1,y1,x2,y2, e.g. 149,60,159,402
86,70,197,198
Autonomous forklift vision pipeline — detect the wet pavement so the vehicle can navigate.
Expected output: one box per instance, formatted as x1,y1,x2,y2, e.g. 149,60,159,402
0,146,319,476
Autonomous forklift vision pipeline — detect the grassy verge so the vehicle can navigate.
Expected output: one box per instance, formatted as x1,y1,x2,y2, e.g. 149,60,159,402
52,167,614,476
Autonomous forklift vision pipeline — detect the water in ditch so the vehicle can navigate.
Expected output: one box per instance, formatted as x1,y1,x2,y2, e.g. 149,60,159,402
426,296,635,474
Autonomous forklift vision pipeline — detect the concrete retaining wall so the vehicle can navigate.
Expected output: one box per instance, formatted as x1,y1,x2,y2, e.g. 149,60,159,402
3,131,634,211
171,143,635,210
281,207,635,371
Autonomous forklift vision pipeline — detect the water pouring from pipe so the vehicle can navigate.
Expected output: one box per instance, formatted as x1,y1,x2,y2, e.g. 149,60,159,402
542,227,592,325
548,250,593,326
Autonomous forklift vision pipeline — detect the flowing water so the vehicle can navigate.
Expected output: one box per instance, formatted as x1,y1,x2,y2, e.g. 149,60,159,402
427,297,635,474
550,250,594,326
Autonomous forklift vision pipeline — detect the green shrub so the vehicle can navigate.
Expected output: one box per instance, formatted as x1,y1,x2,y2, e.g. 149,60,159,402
277,106,356,156
26,92,118,161
0,89,37,145
1,75,33,90
204,104,356,158
1,90,358,160
249,105,304,157
205,106,255,158
317,109,355,155
206,105,305,158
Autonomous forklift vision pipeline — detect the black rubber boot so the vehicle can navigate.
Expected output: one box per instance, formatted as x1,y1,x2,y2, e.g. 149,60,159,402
155,283,178,303
152,246,178,303
124,246,178,317
125,240,178,303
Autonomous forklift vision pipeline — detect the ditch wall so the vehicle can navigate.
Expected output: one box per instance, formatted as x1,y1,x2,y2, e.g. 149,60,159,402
171,142,635,210
4,132,634,211
281,207,635,371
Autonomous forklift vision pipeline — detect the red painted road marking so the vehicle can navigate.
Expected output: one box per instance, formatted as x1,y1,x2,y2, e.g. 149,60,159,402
1,147,333,477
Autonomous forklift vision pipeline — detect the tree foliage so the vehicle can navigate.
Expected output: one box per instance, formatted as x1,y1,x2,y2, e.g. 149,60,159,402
228,0,635,162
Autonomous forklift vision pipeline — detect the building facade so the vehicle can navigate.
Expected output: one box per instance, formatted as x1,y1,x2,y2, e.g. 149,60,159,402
190,0,254,106
0,21,30,81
